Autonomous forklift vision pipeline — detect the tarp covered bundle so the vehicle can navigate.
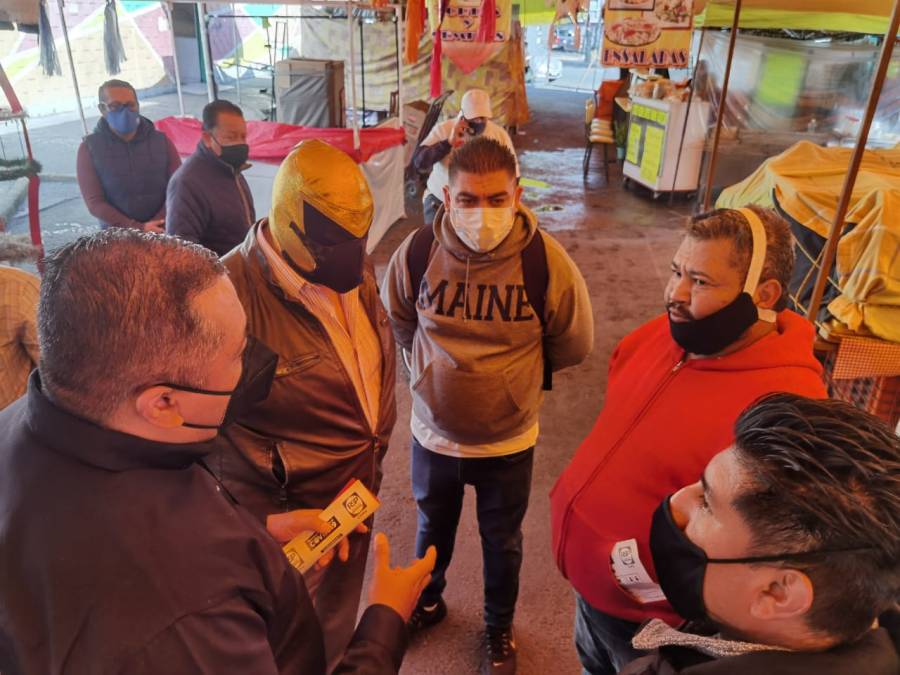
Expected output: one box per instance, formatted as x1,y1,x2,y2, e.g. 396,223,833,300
717,141,900,343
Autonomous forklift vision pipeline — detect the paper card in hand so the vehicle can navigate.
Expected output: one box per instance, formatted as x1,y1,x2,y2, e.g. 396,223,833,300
283,479,380,573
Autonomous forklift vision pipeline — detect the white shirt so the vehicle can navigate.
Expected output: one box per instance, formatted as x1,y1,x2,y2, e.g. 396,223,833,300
422,118,520,201
411,412,539,459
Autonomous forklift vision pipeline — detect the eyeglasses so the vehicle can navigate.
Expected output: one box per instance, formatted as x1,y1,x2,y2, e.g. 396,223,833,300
101,101,138,113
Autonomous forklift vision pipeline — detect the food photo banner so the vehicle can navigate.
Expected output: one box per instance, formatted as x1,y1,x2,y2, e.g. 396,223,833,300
601,0,694,68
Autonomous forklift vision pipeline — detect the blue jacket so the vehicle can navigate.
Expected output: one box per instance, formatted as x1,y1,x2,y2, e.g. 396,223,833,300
79,116,175,228
166,142,256,256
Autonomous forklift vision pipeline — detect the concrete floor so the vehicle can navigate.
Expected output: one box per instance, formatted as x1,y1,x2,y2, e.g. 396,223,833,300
6,83,693,674
368,87,691,675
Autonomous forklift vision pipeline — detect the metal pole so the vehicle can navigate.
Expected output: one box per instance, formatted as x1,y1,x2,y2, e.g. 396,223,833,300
232,3,241,105
669,25,706,205
56,0,88,136
806,3,900,323
347,3,360,149
163,2,186,116
701,0,742,211
359,17,366,127
197,2,216,102
395,4,404,118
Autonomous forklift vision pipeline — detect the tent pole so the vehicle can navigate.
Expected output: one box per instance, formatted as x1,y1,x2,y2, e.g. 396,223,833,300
701,0,741,211
806,3,900,323
164,2,186,116
347,2,360,149
56,0,88,136
232,3,242,105
395,4,403,119
668,25,706,206
197,2,216,102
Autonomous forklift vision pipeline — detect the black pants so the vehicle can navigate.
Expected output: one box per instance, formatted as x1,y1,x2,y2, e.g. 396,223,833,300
412,437,534,628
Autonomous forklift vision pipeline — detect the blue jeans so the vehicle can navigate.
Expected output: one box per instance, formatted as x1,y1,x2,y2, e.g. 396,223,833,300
411,438,534,628
574,594,642,675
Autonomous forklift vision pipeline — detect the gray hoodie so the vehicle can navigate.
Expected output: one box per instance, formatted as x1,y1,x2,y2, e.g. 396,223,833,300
381,205,593,445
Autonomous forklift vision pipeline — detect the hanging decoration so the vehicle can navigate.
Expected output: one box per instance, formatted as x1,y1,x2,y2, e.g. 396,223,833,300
547,0,587,51
103,0,128,75
0,158,43,183
405,0,427,64
429,0,511,96
38,0,61,77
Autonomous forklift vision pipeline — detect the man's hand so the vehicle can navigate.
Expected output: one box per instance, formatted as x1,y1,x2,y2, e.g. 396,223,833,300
368,532,436,621
450,115,470,148
142,219,165,234
266,509,369,570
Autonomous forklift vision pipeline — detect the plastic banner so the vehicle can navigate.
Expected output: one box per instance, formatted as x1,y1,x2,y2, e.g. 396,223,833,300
601,0,694,69
438,0,512,75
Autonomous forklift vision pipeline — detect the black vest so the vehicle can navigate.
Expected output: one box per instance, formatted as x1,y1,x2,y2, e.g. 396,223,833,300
84,116,170,225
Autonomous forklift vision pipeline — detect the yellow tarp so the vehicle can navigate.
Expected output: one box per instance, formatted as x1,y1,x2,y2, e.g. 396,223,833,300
717,141,900,343
696,0,897,34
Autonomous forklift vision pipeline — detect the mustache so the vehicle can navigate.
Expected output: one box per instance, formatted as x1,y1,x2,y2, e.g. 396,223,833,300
666,301,695,321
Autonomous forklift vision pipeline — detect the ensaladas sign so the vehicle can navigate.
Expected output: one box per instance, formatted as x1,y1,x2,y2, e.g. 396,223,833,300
601,0,694,68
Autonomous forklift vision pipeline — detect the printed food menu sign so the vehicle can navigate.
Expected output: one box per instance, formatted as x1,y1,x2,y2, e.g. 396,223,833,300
601,0,693,68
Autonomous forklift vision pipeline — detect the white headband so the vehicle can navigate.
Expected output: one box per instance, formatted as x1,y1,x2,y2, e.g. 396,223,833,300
736,208,776,323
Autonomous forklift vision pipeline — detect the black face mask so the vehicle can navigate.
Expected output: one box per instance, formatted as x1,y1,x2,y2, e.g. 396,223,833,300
667,292,759,356
214,136,250,170
159,336,278,431
287,202,368,294
649,496,873,622
467,118,487,135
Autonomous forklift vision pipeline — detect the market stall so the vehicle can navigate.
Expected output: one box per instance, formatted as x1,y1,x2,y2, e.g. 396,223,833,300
702,0,900,427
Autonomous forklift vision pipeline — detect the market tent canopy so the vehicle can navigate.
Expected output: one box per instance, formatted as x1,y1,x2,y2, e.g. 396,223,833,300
696,0,898,34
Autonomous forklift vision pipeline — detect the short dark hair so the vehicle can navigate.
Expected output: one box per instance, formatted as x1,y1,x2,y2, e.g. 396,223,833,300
732,393,900,643
98,79,137,102
448,136,517,182
39,230,227,424
202,99,245,131
686,206,794,311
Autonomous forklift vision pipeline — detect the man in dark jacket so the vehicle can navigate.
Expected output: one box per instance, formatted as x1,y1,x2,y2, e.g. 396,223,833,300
166,99,255,255
619,393,900,675
76,79,180,231
0,228,434,674
217,139,398,672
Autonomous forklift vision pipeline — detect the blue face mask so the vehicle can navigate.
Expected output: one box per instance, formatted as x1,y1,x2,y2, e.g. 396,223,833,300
106,108,140,136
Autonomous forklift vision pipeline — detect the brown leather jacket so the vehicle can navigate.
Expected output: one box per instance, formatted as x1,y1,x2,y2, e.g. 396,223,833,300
212,223,397,521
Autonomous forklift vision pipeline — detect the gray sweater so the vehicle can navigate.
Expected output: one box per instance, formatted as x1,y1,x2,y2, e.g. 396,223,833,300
381,206,593,445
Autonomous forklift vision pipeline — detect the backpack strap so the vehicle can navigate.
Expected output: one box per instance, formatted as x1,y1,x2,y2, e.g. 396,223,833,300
407,224,437,307
520,230,553,391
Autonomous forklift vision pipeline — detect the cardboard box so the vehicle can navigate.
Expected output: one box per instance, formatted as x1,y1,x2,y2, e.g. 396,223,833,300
402,100,431,164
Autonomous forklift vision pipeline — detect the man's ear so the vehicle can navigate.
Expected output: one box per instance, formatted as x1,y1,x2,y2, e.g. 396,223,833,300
201,131,215,152
754,278,782,310
514,182,524,208
135,386,184,429
749,569,814,622
443,185,452,212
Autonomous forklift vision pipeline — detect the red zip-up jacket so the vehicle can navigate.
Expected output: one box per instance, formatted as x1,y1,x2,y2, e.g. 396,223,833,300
550,311,827,626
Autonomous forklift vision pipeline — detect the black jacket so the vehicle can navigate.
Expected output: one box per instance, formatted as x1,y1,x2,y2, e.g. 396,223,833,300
166,142,256,256
0,373,406,674
619,619,900,675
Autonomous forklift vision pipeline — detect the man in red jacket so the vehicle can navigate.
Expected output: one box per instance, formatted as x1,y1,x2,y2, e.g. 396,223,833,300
550,206,827,674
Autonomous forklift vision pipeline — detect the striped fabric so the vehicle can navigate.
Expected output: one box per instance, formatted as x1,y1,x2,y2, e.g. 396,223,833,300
0,266,39,411
258,226,382,430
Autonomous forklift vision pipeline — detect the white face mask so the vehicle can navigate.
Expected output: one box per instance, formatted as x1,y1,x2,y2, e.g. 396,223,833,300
449,206,516,253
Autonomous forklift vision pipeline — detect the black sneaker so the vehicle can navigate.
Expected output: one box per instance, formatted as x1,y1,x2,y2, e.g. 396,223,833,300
407,597,447,635
482,625,517,674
